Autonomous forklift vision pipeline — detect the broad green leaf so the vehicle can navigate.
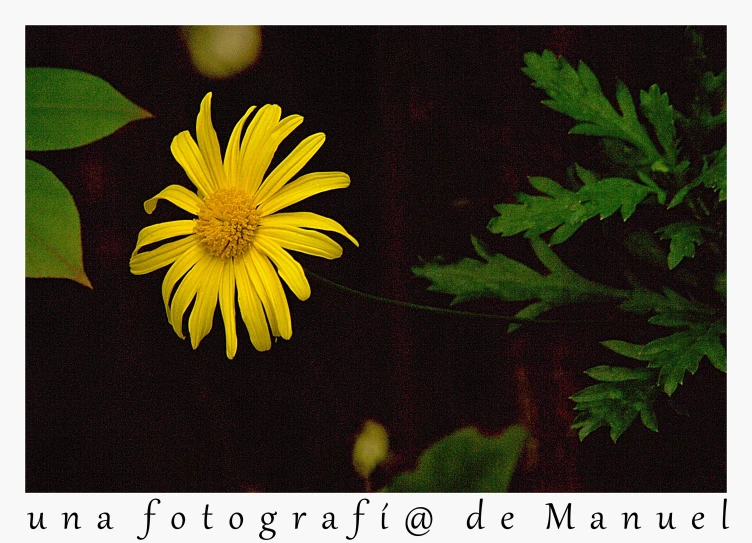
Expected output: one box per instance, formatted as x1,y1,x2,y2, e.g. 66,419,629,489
522,50,660,163
488,176,652,244
640,84,678,165
26,160,91,288
571,370,659,441
656,222,704,269
26,67,152,151
383,425,528,492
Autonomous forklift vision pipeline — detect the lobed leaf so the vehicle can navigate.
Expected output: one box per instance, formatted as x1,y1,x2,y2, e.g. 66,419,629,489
655,222,704,270
640,84,678,165
522,50,660,163
570,373,659,442
489,176,653,245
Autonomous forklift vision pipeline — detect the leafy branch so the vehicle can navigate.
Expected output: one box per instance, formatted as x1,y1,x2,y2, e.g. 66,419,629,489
413,42,726,442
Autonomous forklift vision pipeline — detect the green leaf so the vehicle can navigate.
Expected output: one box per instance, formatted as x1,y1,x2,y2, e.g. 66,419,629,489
571,370,659,441
640,84,678,165
26,67,152,151
619,285,697,315
714,272,726,298
413,237,626,311
655,222,704,269
488,176,651,244
603,323,725,396
584,365,656,382
383,425,528,492
522,50,660,163
26,160,92,288
668,146,726,208
699,146,727,201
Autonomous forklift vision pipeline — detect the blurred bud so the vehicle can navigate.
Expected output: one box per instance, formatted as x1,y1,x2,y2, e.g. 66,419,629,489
181,26,262,79
352,420,389,480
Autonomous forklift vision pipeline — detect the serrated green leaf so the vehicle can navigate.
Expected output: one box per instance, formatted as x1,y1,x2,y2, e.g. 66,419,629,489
574,163,598,185
604,324,726,396
656,222,704,269
636,171,667,204
584,365,654,382
640,84,678,165
413,250,543,305
507,301,552,333
489,176,651,244
26,67,152,151
383,425,528,492
26,159,92,288
522,50,660,163
620,285,697,315
579,177,650,220
668,146,726,207
601,340,652,361
571,376,659,441
413,238,626,314
699,146,726,201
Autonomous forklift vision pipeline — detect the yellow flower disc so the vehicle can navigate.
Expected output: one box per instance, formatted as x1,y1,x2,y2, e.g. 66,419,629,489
194,188,260,259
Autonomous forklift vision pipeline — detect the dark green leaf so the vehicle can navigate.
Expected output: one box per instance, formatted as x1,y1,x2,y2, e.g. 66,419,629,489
383,425,528,492
26,67,152,151
584,365,655,382
668,146,726,207
489,176,652,244
522,50,660,162
603,323,726,396
656,222,704,269
640,84,678,164
571,374,659,441
413,237,626,314
26,159,92,288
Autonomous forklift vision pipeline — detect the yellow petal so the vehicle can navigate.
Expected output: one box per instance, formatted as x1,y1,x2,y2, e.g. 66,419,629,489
259,171,350,215
249,115,305,199
196,92,228,189
259,212,358,246
188,257,223,349
161,240,204,316
255,132,325,204
256,227,343,259
144,185,203,215
235,254,272,351
133,220,196,256
239,104,281,193
223,106,256,184
237,251,278,337
171,131,216,197
169,253,214,338
218,258,238,359
249,248,292,339
130,236,197,275
255,237,310,301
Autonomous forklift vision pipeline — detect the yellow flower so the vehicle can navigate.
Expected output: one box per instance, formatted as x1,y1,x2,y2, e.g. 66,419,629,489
130,93,358,359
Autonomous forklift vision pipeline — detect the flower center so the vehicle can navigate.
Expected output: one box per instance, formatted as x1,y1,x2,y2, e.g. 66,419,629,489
194,188,260,259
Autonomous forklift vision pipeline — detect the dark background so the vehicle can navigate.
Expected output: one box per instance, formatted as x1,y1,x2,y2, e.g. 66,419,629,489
26,26,726,492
